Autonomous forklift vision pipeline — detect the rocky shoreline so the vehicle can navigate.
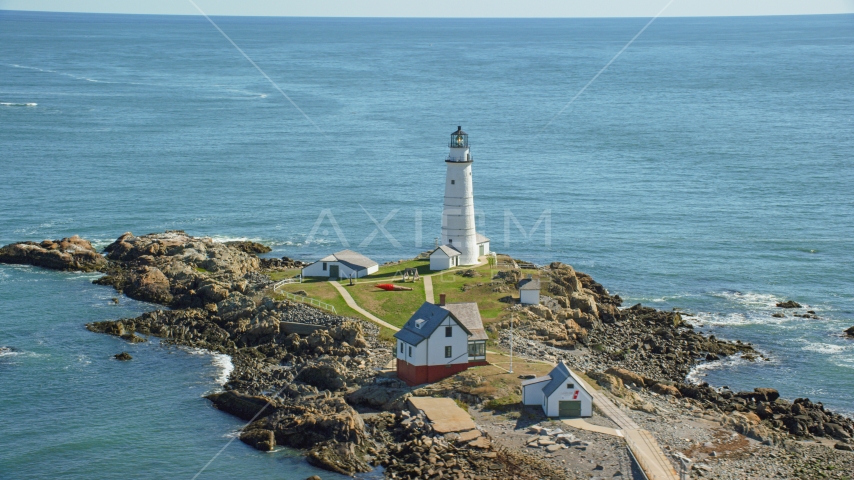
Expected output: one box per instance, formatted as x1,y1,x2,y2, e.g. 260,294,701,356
2,231,853,478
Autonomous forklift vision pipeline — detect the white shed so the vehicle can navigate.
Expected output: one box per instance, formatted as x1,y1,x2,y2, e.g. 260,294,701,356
301,250,379,279
522,361,592,418
429,244,461,271
476,233,490,257
517,277,541,305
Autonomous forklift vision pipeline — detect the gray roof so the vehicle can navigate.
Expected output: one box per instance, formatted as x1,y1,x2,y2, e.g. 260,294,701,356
518,278,541,291
542,361,572,398
442,303,487,341
521,375,551,387
317,249,378,271
431,244,460,257
394,301,479,346
476,233,490,244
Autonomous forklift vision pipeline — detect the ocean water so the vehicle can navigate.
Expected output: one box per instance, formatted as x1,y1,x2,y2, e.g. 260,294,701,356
1,10,853,476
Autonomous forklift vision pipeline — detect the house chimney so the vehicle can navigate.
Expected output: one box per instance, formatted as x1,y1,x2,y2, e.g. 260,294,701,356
439,294,446,306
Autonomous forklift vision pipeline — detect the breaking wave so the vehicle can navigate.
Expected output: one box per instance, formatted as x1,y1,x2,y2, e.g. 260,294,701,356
686,353,757,384
0,102,37,107
184,347,233,389
211,353,234,386
801,342,849,355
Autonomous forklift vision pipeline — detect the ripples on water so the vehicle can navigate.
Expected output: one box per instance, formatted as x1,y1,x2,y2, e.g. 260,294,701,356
1,10,853,476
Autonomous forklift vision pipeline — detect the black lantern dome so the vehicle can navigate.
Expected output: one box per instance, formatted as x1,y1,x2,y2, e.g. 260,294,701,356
449,126,468,148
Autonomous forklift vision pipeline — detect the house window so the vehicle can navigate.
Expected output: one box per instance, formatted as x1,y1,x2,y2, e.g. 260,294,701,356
445,326,452,337
567,383,575,389
408,346,412,357
400,342,404,354
451,180,455,184
448,239,452,244
468,342,485,356
322,262,327,271
445,346,452,358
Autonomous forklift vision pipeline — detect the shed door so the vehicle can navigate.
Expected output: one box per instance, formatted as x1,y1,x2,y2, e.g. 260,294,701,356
329,265,339,278
559,401,582,417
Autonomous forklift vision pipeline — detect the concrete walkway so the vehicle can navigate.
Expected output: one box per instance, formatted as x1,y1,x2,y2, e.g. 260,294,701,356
624,429,679,480
423,275,434,304
572,371,640,431
561,418,624,437
408,397,476,434
328,281,400,332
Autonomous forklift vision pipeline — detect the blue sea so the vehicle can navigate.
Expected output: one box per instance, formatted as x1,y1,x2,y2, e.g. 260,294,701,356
1,10,853,478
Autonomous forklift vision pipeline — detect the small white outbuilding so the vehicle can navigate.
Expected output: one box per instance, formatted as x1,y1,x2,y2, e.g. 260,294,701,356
517,276,541,305
429,244,461,271
301,249,379,279
521,361,593,418
475,233,490,257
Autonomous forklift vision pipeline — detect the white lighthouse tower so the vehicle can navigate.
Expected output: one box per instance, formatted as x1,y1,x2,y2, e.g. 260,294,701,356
442,126,480,265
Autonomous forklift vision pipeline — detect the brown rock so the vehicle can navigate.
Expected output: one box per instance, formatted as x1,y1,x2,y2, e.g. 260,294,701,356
125,266,173,304
776,300,801,309
605,367,647,388
224,240,272,254
651,383,682,397
206,391,277,421
240,428,276,451
0,236,107,272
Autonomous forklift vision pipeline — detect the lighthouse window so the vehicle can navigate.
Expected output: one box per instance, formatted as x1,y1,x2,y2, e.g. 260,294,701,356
451,180,455,184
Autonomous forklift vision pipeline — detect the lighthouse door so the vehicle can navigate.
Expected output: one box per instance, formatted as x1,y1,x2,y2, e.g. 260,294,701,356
329,265,339,279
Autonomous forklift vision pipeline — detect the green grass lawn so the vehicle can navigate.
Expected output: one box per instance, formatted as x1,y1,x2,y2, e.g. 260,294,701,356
264,268,303,282
431,263,515,324
358,259,431,282
271,280,365,320
344,280,427,328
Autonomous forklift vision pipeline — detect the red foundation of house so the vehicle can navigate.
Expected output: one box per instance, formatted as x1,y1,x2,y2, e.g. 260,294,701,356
396,359,490,386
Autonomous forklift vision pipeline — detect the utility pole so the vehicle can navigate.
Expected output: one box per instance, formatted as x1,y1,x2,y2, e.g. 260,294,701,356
509,313,514,373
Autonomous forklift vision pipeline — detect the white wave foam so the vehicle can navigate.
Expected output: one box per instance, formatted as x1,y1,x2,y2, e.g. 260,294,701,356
802,342,849,355
211,353,234,386
210,235,266,244
713,291,782,309
687,354,755,384
64,272,104,281
183,347,233,387
691,310,788,327
0,102,37,107
0,347,17,357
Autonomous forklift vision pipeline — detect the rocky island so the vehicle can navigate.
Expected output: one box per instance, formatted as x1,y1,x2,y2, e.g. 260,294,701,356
2,230,853,479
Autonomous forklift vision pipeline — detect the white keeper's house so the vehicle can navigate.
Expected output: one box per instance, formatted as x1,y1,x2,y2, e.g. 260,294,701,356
394,296,488,386
521,361,593,418
301,249,378,279
437,126,489,267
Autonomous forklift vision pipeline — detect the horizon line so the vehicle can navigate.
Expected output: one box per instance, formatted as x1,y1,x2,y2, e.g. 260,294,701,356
2,9,853,19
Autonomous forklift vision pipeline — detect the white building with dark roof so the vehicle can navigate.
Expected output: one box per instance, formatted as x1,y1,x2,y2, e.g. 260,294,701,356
521,361,593,417
394,297,489,386
517,276,541,305
429,244,461,271
301,249,379,279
